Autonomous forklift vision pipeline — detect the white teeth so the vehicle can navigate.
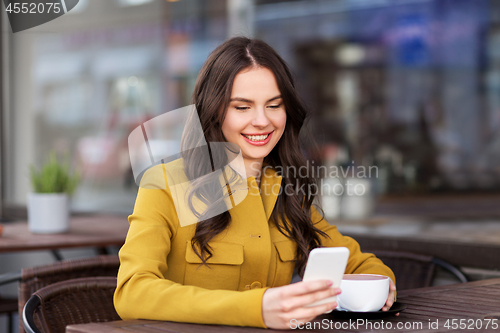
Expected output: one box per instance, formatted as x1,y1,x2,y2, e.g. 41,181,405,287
243,133,270,141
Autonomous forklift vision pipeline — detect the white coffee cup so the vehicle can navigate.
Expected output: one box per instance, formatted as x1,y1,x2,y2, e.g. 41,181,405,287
337,274,389,312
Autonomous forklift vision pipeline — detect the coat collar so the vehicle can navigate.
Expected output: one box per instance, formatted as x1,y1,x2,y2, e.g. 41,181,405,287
257,166,283,220
225,162,283,221
161,159,284,226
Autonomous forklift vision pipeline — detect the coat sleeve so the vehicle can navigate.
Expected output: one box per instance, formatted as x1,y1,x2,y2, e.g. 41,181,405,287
311,206,396,285
114,166,268,328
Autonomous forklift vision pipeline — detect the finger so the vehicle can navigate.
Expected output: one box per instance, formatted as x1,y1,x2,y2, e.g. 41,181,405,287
382,292,395,311
282,280,333,297
288,287,341,310
389,279,397,291
382,295,395,311
287,301,337,322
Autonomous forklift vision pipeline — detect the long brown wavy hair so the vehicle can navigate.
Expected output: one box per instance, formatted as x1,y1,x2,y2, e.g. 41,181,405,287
181,36,329,277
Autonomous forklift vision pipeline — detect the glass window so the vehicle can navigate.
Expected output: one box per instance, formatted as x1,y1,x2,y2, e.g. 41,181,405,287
117,0,155,7
1,0,227,215
256,0,497,194
2,0,499,219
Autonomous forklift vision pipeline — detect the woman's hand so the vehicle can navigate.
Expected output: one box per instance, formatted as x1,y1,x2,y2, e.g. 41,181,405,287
381,279,398,315
262,280,341,329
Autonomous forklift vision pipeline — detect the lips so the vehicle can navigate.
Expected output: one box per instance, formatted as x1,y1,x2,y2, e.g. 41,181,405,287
242,132,271,141
241,131,274,146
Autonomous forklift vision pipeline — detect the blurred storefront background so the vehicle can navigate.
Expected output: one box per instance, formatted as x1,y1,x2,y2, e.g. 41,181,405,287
1,0,500,217
3,1,500,330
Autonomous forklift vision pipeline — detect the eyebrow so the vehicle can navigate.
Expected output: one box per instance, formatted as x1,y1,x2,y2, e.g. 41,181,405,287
229,95,282,103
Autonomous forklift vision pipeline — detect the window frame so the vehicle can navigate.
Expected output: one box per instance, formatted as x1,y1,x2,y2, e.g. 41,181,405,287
0,9,27,221
0,7,5,220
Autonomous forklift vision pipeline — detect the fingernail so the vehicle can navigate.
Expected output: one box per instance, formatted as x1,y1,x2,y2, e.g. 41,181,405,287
336,288,342,294
327,281,333,286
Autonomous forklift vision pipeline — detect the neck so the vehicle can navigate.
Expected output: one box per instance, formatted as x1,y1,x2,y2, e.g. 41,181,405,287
244,159,263,179
228,157,263,180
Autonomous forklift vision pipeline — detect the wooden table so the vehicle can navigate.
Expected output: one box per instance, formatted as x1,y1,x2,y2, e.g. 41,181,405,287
67,278,500,333
0,215,129,255
0,215,129,333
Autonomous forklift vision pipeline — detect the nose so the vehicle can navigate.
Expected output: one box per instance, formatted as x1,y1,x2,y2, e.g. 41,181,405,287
251,107,271,128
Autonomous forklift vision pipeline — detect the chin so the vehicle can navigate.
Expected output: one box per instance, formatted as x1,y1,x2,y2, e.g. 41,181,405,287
237,136,280,162
243,152,270,161
242,148,271,159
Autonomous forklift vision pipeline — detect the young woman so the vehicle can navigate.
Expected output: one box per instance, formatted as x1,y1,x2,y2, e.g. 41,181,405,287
114,37,396,330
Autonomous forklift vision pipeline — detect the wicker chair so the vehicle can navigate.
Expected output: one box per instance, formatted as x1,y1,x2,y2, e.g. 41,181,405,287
17,255,120,333
0,295,18,333
0,270,24,332
22,277,120,333
370,250,468,290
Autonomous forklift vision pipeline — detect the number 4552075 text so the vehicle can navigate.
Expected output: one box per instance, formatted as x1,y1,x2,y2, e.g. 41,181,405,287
444,318,498,330
5,3,61,14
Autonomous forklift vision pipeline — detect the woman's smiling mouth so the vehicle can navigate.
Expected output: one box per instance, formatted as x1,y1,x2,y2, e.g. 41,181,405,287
241,131,274,145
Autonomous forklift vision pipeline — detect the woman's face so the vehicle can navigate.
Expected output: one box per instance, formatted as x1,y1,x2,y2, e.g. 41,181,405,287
222,66,287,175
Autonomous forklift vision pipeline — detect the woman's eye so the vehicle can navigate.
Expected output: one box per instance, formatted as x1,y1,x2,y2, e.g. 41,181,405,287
235,106,249,111
268,104,282,109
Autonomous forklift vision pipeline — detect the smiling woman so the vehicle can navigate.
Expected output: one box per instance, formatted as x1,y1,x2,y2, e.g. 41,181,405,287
222,67,287,178
114,37,396,330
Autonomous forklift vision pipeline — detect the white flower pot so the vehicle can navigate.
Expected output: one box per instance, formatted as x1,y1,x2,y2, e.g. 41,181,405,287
321,177,343,220
340,178,374,220
28,193,69,233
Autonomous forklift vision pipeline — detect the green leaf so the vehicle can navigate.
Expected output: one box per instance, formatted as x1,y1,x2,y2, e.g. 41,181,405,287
30,152,80,195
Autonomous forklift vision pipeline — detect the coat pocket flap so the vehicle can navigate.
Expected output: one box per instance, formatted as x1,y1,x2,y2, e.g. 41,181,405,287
185,241,244,265
274,240,296,262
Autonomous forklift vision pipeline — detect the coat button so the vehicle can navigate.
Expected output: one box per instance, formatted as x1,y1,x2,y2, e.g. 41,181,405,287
251,281,262,289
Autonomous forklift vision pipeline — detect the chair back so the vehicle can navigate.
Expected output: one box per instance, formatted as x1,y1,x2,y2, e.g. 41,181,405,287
370,250,437,290
23,277,120,333
18,255,119,333
370,250,468,290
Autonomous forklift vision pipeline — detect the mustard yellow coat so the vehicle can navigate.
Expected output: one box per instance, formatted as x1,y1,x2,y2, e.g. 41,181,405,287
114,163,395,328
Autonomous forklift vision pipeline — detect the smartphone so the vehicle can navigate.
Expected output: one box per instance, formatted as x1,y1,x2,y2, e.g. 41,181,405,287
302,247,350,307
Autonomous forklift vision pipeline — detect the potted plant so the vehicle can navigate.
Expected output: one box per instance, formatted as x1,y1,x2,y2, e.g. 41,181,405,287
28,153,79,233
